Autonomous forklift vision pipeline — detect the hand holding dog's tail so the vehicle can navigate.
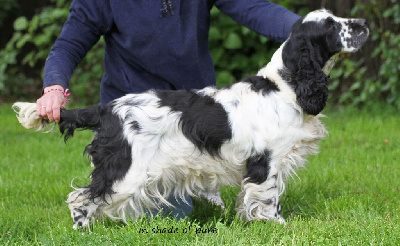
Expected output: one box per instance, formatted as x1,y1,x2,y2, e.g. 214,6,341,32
13,102,106,141
12,102,53,131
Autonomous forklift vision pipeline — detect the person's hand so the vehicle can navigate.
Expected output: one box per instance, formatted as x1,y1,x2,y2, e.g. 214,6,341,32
36,85,67,123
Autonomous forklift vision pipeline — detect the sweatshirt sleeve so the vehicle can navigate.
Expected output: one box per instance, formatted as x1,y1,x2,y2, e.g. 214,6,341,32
214,0,300,42
43,0,113,90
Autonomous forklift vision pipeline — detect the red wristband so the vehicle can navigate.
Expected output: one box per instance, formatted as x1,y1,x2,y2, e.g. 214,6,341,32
43,88,71,102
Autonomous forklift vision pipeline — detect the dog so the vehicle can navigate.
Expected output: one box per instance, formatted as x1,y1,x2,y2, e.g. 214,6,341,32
13,9,368,229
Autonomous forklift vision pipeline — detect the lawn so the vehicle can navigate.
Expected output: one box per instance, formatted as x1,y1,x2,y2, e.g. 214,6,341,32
0,103,399,245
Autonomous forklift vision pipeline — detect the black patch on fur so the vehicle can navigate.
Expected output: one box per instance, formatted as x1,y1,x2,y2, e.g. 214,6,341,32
79,209,88,217
156,89,232,157
129,120,141,133
278,69,291,83
74,215,83,222
242,76,280,95
263,198,274,205
59,105,132,201
245,150,272,184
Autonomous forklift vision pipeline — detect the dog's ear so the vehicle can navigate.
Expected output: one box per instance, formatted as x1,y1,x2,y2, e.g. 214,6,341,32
292,39,329,116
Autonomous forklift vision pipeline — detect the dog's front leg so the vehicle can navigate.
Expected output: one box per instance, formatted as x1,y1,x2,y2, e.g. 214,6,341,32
198,189,225,208
236,160,284,223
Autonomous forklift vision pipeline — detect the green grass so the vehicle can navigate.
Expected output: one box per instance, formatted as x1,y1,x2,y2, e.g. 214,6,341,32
1,103,399,245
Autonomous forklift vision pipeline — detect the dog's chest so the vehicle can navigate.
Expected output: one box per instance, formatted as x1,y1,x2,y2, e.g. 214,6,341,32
224,98,326,162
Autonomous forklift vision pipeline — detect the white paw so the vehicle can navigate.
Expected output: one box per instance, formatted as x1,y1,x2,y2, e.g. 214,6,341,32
72,208,91,231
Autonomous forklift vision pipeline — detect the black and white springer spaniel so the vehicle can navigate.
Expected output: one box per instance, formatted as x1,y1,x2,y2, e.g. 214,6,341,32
13,10,368,229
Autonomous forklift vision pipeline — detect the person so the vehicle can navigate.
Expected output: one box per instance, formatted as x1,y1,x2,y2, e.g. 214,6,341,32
36,0,300,219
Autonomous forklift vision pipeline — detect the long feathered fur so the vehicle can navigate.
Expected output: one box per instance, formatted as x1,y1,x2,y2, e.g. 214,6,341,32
13,9,368,230
13,102,52,131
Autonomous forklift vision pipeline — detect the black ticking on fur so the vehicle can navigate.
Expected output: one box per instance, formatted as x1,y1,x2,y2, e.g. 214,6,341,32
59,105,132,201
242,76,280,95
156,90,232,157
245,150,272,184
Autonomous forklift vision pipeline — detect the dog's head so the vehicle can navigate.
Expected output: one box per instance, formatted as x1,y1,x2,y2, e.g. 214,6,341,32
282,9,369,115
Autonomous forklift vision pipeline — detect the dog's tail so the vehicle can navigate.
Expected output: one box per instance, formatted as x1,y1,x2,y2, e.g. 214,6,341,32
12,102,52,131
12,102,105,141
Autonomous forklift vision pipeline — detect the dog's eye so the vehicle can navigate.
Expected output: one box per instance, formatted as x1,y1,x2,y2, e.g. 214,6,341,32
326,17,338,28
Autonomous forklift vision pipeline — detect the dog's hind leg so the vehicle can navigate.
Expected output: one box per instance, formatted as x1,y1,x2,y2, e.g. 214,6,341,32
67,188,142,230
236,157,285,223
67,176,152,229
67,188,101,230
198,189,225,208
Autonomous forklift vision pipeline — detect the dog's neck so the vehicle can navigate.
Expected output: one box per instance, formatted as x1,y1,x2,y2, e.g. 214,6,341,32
257,40,332,82
256,41,336,116
256,43,298,104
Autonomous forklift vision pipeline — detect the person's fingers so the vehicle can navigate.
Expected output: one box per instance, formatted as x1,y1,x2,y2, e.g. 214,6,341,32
46,98,65,122
52,103,61,123
36,91,66,122
41,105,48,119
54,102,67,123
46,104,55,122
36,100,48,119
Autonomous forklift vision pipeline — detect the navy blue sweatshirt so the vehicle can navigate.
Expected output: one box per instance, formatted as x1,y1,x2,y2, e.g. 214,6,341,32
43,0,300,105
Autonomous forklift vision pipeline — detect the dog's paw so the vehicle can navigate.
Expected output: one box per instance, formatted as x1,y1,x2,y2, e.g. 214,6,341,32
276,214,286,225
72,208,91,231
254,213,286,224
67,189,99,232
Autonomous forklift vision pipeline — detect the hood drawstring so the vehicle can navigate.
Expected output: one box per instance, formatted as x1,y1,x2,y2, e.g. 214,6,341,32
161,0,174,17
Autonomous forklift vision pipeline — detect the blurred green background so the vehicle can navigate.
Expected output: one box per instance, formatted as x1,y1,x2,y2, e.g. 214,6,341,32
0,0,399,108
